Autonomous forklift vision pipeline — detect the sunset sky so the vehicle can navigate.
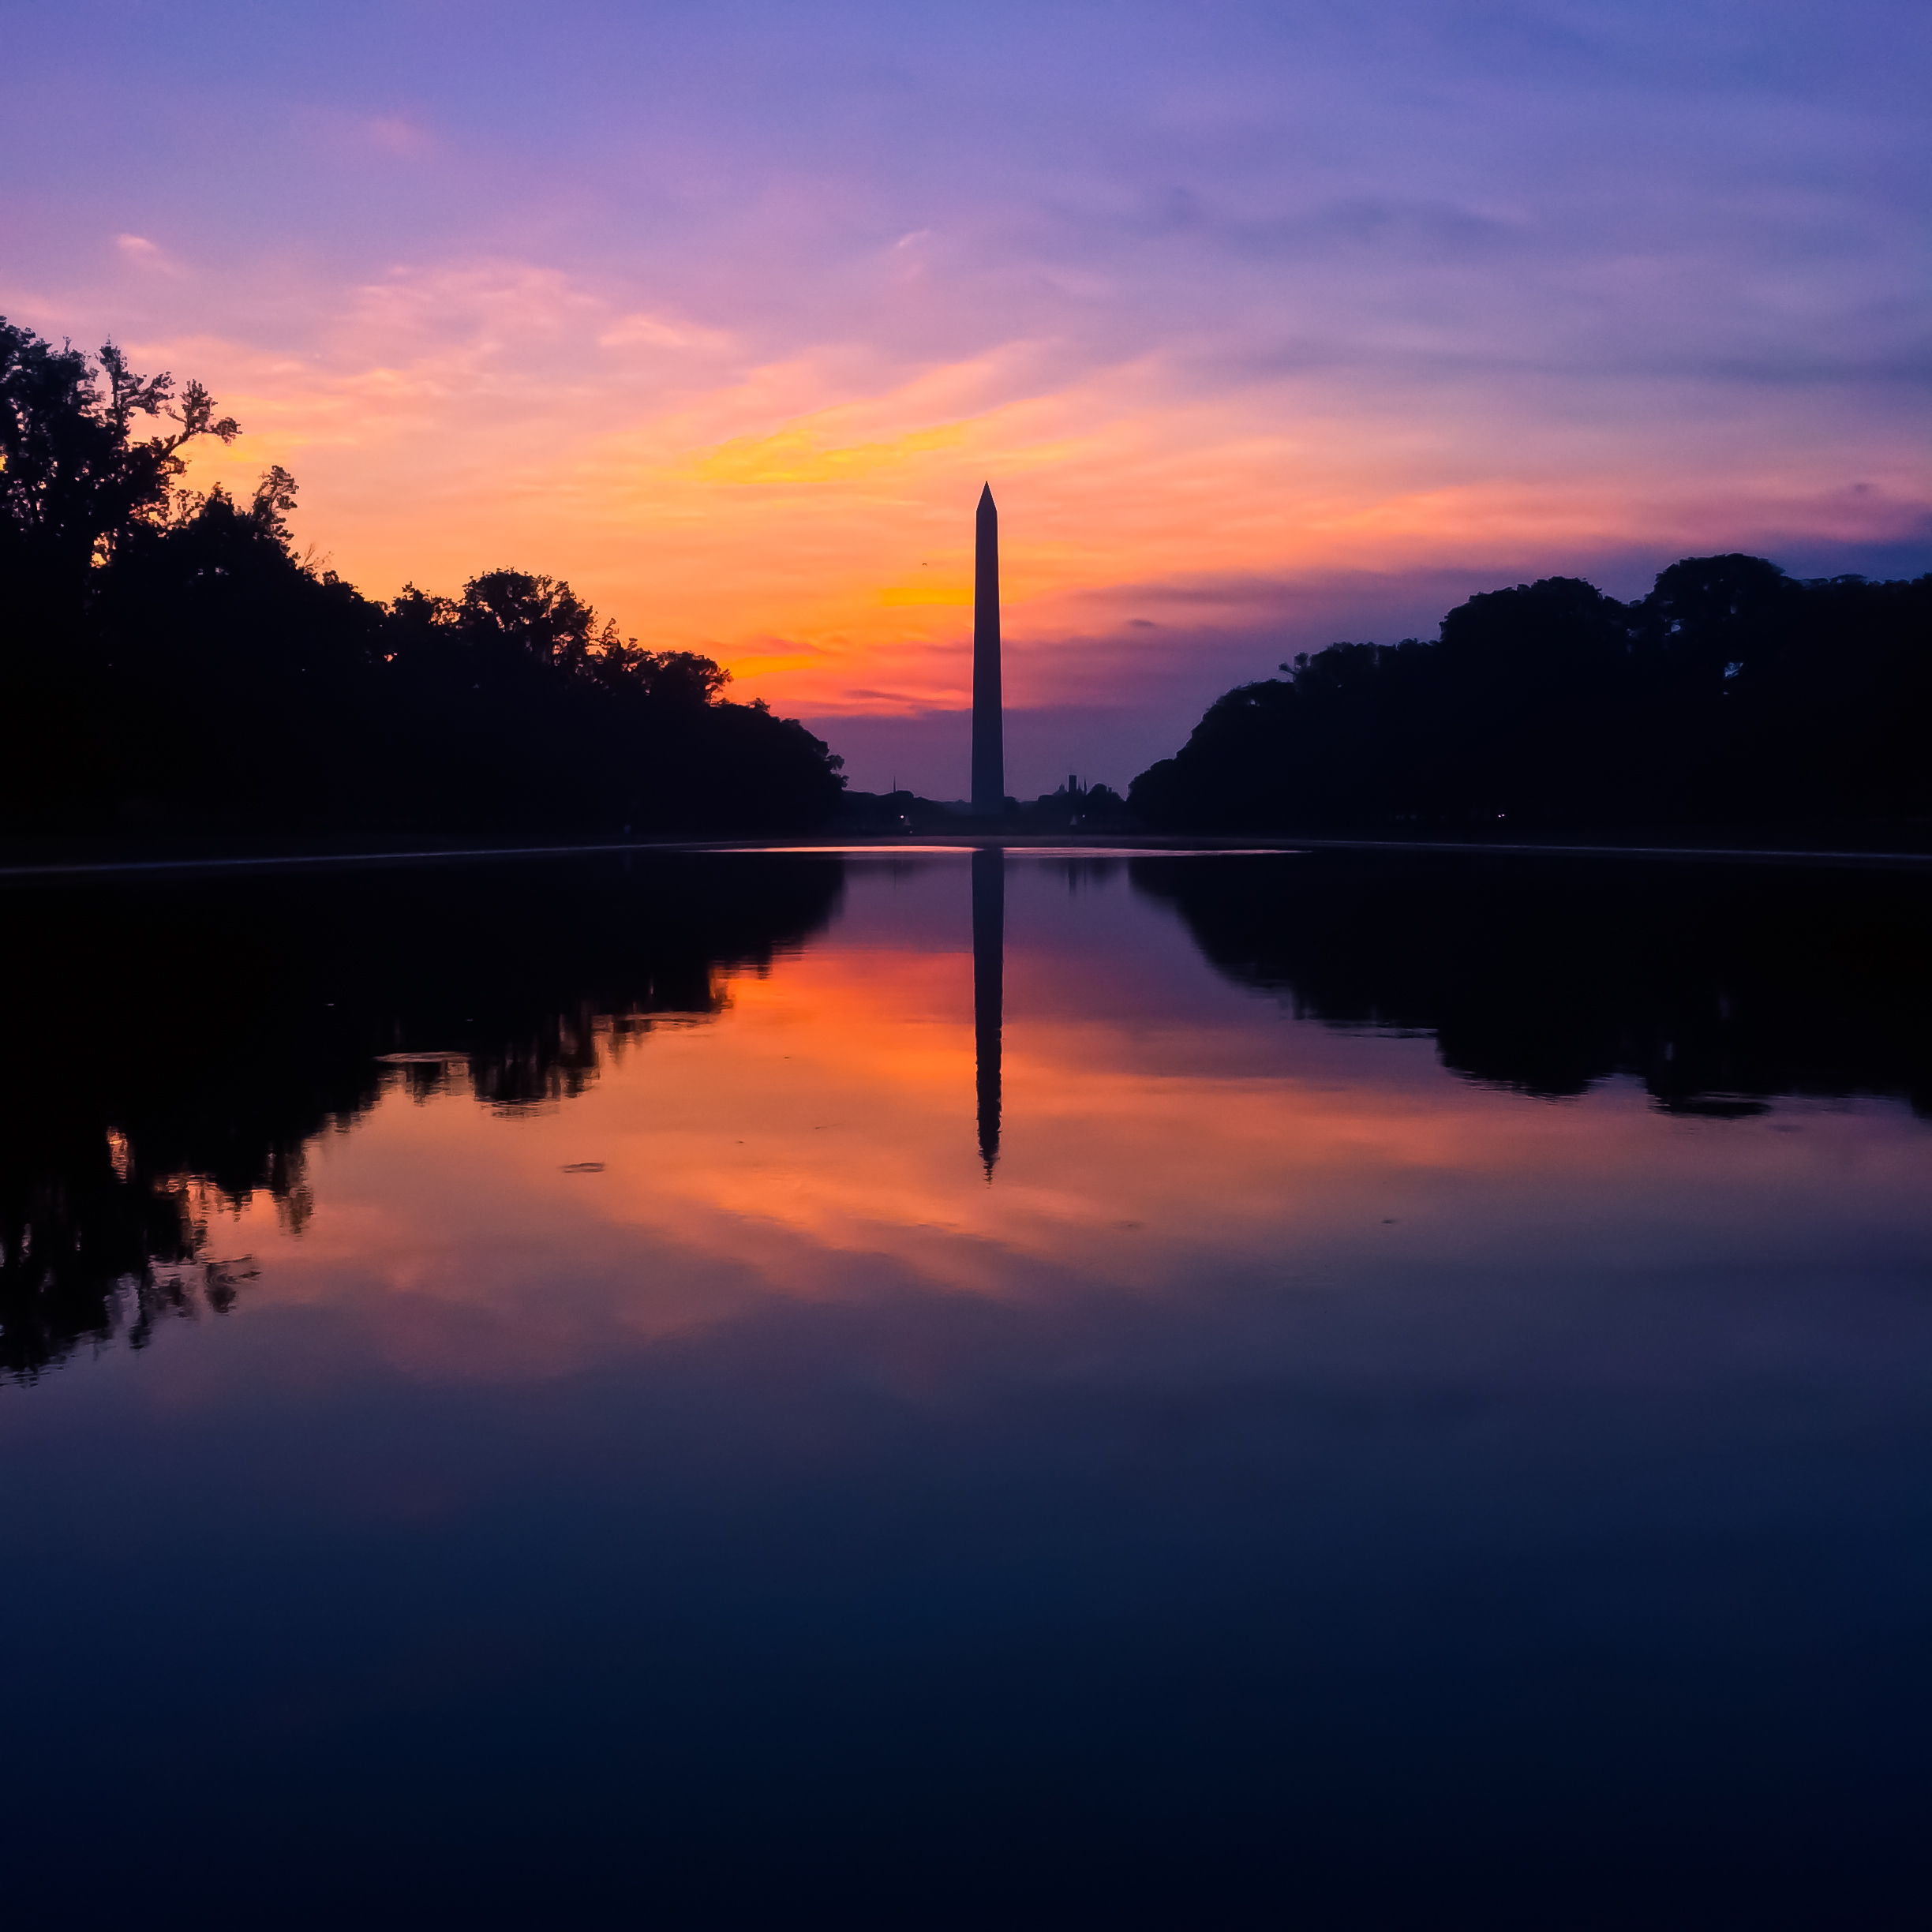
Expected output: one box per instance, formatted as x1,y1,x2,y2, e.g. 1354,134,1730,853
5,1,1926,795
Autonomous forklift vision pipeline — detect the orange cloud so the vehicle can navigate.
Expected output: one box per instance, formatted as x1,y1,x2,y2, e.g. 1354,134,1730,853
109,253,1926,732
689,416,973,485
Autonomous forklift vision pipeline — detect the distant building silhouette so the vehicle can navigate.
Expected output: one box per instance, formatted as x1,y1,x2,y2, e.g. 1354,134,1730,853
972,485,1004,818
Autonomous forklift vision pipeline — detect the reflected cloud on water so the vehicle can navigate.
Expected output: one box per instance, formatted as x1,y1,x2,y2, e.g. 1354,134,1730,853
2,847,1930,1926
2,846,1926,1383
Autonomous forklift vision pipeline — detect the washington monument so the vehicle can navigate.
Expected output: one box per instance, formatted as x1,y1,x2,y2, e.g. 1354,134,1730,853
971,483,1003,817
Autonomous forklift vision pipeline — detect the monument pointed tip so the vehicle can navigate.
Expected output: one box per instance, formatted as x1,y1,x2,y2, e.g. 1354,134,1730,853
979,481,994,504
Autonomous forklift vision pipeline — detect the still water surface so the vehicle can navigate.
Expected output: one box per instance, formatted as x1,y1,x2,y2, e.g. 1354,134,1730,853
2,850,1929,1926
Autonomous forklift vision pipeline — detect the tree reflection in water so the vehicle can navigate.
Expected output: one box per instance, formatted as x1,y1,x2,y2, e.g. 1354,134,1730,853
7,846,1928,1383
0,853,844,1381
1134,850,1932,1115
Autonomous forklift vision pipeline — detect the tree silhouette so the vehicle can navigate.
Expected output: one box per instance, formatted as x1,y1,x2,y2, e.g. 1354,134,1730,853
1131,559,1932,833
0,314,845,844
0,320,238,635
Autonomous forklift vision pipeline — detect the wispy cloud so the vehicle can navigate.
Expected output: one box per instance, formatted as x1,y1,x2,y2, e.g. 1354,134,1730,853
114,233,182,277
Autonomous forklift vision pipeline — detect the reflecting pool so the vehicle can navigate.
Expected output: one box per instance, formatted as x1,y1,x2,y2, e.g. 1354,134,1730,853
2,848,1929,1927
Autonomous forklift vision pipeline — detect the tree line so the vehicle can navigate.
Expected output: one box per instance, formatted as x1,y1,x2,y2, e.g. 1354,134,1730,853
1129,560,1931,834
0,320,847,844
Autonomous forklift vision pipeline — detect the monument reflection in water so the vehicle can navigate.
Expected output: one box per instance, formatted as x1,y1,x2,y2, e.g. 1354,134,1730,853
973,846,1003,1174
1,848,1929,1930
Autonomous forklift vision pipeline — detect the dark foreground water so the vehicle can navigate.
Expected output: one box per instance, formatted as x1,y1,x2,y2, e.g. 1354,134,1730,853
2,848,1929,1929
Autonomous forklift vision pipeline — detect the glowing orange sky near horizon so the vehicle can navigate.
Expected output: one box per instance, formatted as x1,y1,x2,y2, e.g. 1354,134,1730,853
150,284,1926,737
